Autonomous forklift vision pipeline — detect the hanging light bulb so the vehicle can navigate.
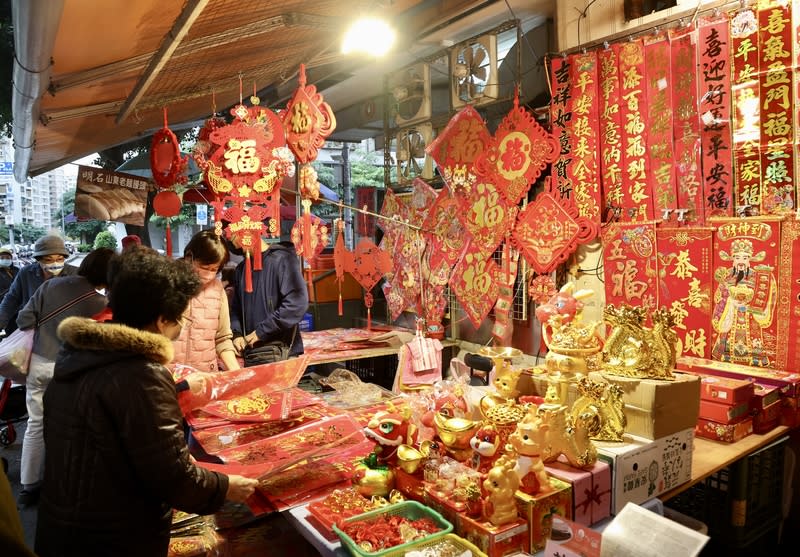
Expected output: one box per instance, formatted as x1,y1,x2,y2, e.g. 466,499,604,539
342,17,396,56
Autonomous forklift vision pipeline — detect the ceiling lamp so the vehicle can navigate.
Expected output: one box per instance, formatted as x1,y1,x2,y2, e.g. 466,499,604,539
342,17,395,56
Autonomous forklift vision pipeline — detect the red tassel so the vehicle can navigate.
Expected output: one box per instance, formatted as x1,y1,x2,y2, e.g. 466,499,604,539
253,235,263,271
338,292,343,316
165,220,172,258
303,210,312,259
306,268,315,302
367,306,371,330
244,251,253,293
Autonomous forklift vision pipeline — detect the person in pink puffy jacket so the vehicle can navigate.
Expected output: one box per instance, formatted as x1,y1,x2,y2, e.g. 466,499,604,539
172,230,240,372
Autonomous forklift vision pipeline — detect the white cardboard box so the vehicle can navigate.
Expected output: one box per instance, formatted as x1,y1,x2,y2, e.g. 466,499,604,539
595,428,694,514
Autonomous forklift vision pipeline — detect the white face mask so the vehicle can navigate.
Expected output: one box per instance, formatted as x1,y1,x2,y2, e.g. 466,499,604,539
42,263,65,276
0,259,12,268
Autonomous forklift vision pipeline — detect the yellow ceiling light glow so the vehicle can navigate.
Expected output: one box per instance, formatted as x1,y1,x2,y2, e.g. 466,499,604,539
342,18,396,56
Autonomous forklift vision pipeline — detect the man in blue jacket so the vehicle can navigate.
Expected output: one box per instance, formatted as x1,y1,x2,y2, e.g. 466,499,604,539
0,235,77,336
229,236,308,366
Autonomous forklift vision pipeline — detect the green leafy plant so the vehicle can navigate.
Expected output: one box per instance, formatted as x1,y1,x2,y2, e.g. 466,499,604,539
93,231,117,251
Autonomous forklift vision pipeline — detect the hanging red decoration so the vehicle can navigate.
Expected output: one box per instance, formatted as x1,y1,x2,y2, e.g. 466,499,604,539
426,105,491,204
511,187,597,275
281,64,337,164
458,180,519,257
473,93,559,206
291,214,330,302
343,239,392,329
529,275,557,305
150,108,189,190
422,188,471,270
222,205,269,293
333,219,347,316
449,241,500,329
152,190,182,217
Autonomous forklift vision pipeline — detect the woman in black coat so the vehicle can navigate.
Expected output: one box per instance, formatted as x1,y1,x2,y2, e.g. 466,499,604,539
35,249,258,557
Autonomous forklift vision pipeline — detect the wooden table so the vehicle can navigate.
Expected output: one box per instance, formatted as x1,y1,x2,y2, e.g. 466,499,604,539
660,425,791,501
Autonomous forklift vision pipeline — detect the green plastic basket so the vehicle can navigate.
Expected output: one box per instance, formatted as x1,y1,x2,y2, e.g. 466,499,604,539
381,533,488,557
333,500,453,557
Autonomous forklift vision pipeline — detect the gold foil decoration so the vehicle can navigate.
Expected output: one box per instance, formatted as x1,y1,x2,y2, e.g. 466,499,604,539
570,376,627,442
602,304,678,380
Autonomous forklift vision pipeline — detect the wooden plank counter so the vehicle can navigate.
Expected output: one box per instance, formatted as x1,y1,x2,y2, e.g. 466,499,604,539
660,425,790,501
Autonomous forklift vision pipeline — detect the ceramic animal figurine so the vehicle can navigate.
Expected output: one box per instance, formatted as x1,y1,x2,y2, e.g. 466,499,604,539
482,454,520,526
507,408,553,495
469,423,502,475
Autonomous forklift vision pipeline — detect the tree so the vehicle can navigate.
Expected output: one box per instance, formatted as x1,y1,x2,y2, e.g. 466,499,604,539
0,223,47,245
93,231,117,250
53,191,107,245
350,149,385,188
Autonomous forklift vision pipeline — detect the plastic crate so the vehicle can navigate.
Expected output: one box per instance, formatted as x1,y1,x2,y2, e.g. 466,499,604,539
333,500,453,557
345,354,398,390
382,533,487,557
667,436,787,550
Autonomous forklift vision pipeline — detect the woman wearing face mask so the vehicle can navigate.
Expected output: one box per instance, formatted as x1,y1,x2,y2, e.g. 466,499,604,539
0,235,77,336
0,247,20,307
35,250,257,557
171,230,240,373
15,248,113,507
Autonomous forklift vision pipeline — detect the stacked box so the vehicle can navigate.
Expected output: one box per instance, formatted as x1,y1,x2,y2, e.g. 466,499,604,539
696,416,753,442
587,371,700,440
676,356,800,396
457,515,529,557
595,428,694,514
694,373,755,405
393,468,425,502
751,383,781,411
752,398,781,434
781,396,800,428
513,478,572,553
698,399,750,424
543,458,611,526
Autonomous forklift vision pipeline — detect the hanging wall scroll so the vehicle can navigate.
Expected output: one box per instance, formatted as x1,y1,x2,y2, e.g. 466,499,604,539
599,44,624,221
449,241,500,329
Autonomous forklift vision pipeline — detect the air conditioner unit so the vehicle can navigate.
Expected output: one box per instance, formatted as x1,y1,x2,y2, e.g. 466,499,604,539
389,63,431,126
396,123,434,185
450,34,498,109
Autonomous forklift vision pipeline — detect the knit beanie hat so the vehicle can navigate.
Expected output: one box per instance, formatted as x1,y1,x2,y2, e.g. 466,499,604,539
33,235,68,258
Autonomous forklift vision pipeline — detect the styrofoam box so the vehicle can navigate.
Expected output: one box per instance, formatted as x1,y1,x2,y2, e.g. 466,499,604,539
595,428,694,514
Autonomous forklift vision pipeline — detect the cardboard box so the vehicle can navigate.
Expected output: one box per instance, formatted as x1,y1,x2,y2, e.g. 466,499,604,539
692,373,755,405
752,398,781,434
781,396,800,428
676,356,800,397
696,416,753,442
588,371,700,440
514,478,572,552
698,399,750,424
457,515,529,557
595,428,694,514
423,486,463,527
751,383,781,411
543,458,611,526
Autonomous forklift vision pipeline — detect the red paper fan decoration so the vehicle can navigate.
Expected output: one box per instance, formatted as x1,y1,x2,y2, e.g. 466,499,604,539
473,93,559,205
511,189,597,275
281,64,337,164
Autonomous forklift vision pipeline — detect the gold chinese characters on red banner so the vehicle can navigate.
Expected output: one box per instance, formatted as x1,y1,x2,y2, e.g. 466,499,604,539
602,221,659,311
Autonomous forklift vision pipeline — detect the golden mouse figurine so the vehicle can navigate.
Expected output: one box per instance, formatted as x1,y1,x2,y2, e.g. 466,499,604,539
482,454,520,526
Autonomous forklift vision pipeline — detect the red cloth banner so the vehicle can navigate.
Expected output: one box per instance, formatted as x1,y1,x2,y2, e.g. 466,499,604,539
568,51,603,224
550,55,575,203
617,40,653,221
602,221,659,311
355,187,375,237
758,2,795,214
730,7,762,216
598,45,624,220
656,227,714,359
670,27,704,224
776,219,800,372
698,16,734,218
709,218,780,367
644,38,676,220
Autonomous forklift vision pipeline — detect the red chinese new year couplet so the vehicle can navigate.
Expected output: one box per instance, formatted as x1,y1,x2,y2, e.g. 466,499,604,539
602,221,659,311
656,228,714,359
550,55,574,204
449,241,500,329
512,190,596,275
598,45,624,221
709,218,780,367
776,219,800,372
698,16,734,218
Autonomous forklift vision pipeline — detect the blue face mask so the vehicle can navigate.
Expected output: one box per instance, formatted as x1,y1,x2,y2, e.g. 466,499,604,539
0,259,12,268
42,263,65,276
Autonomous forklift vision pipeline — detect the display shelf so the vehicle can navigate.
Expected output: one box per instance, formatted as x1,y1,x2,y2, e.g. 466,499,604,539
659,425,790,501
